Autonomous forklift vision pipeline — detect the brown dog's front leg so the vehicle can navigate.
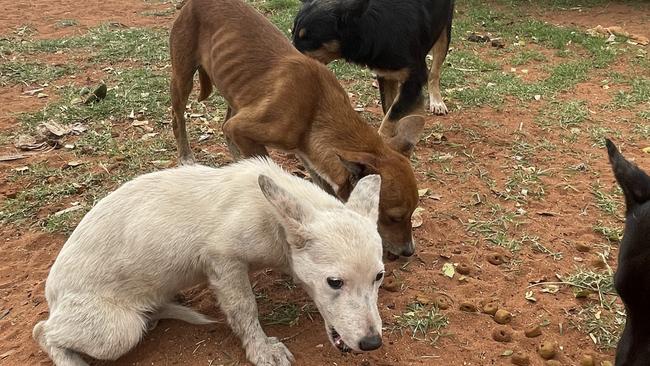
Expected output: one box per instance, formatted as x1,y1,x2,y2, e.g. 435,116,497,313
222,105,244,160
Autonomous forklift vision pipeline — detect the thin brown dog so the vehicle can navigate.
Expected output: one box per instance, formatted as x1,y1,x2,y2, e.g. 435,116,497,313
169,0,425,256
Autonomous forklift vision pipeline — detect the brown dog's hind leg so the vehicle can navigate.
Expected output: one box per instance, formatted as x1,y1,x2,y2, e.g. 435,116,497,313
428,25,450,115
170,60,197,165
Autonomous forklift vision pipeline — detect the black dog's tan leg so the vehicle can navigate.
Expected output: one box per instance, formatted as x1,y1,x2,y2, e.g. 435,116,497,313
170,59,197,165
428,25,450,115
378,67,426,138
377,77,400,115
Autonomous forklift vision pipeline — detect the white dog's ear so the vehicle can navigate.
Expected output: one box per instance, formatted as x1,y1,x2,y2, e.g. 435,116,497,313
346,174,381,222
259,175,312,247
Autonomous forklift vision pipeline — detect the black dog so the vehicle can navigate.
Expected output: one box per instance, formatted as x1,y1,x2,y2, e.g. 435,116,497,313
606,139,650,365
292,0,454,137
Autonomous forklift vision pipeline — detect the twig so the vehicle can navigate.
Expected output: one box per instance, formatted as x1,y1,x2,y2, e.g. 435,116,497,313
280,328,308,342
527,281,617,296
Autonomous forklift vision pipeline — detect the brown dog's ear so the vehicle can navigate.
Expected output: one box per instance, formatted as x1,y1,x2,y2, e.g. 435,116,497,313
337,150,379,186
387,115,425,158
606,139,650,214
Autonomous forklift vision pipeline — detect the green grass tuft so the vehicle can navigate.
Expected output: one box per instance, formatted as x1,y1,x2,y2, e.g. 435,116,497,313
391,302,448,343
0,61,76,86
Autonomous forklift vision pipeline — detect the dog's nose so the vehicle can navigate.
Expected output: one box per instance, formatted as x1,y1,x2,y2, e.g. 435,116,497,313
400,241,415,257
400,246,415,257
358,334,382,351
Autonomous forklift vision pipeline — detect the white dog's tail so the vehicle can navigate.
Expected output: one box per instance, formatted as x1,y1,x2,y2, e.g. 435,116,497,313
154,303,216,325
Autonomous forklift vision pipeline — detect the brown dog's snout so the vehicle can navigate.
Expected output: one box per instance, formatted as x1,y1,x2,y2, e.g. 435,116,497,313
400,239,415,257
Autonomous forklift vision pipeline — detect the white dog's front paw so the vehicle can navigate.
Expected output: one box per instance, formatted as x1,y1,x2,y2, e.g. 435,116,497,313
429,95,449,115
248,337,294,366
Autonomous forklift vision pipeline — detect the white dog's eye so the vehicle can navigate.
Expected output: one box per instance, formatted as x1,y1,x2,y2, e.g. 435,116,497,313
327,277,344,289
375,271,384,282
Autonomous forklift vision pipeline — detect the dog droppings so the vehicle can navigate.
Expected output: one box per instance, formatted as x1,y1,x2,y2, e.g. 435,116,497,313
487,253,505,265
524,325,542,338
580,354,595,366
574,242,591,253
494,309,512,325
538,341,557,360
511,351,531,366
456,263,471,275
492,328,512,343
459,302,477,312
381,277,401,292
481,301,499,316
434,294,452,310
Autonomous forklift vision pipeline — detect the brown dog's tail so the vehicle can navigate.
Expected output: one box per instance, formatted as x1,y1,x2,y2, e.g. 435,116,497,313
197,66,213,101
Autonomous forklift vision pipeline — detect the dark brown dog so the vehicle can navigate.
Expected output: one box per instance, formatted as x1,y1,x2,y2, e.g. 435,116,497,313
169,0,425,256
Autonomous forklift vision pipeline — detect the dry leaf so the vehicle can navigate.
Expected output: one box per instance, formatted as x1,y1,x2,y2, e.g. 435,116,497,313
54,205,84,217
41,121,70,137
642,147,650,154
418,188,429,197
23,88,44,96
141,133,159,141
537,211,559,217
70,123,87,134
412,207,425,228
525,290,537,302
151,160,172,168
0,349,16,359
0,154,27,162
541,284,560,294
67,161,84,167
442,263,455,278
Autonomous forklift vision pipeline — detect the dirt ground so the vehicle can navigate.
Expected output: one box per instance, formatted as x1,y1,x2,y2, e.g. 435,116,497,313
1,0,649,365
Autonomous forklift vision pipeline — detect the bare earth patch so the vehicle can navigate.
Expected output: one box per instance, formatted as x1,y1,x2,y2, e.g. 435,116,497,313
1,1,649,365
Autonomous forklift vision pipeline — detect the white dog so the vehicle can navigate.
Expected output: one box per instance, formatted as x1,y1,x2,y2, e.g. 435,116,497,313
33,157,385,366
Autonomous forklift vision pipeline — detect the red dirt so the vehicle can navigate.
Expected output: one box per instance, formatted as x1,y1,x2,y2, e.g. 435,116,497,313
535,2,650,41
2,1,650,366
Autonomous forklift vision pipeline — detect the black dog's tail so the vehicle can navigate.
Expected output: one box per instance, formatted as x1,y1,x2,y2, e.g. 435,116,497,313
606,138,650,213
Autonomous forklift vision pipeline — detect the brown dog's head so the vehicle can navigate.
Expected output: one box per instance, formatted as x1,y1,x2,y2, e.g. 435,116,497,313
338,115,424,257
